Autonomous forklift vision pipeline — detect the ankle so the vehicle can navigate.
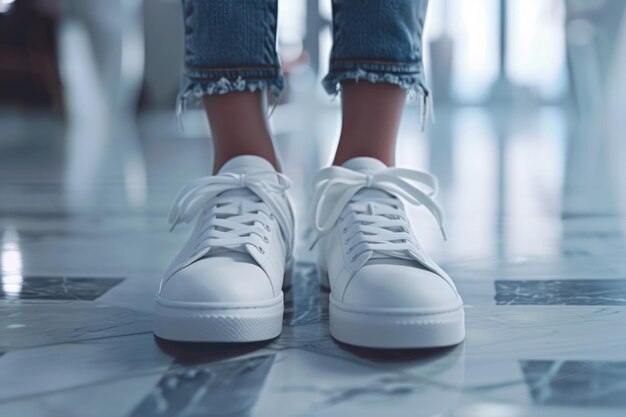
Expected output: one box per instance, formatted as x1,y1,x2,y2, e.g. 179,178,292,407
212,135,281,173
203,91,280,173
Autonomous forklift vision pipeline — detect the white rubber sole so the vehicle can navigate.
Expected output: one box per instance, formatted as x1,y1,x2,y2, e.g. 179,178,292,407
153,293,284,342
319,264,465,349
329,296,465,349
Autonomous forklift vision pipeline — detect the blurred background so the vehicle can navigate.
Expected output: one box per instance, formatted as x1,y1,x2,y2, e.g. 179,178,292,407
1,0,626,279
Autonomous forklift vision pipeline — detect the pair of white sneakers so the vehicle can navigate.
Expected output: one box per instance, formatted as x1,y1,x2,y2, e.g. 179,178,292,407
153,155,465,348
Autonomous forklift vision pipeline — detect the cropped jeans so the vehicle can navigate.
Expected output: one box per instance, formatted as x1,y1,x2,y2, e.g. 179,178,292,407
178,0,431,121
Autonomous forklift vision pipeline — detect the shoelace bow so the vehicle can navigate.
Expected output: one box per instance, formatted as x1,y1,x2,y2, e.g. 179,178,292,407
168,171,293,254
310,166,447,258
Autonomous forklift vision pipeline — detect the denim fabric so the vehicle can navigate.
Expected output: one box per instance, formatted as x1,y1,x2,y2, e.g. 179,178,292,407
323,0,429,95
178,0,431,122
178,0,283,116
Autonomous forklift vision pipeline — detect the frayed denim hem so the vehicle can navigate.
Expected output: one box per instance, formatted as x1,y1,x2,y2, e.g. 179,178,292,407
176,74,284,130
322,68,434,130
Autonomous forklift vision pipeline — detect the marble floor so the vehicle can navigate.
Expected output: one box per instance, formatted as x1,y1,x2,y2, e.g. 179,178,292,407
0,100,626,417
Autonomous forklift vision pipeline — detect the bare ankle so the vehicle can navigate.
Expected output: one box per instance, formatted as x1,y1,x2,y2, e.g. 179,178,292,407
213,145,280,173
332,81,405,168
203,91,280,173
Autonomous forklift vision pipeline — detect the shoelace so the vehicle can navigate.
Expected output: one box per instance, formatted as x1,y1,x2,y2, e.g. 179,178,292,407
168,171,293,256
310,166,447,263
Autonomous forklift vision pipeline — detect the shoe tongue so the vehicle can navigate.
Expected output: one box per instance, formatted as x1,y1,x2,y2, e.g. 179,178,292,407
218,155,277,198
341,157,387,174
342,157,390,199
341,158,413,263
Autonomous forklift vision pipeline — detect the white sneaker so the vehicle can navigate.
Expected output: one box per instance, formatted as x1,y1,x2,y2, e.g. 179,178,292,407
311,157,465,348
154,155,295,342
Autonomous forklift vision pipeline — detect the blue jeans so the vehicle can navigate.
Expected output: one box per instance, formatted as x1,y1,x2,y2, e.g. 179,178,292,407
178,0,430,116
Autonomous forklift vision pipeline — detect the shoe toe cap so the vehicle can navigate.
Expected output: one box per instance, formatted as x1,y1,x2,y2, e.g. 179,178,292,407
159,257,275,303
341,263,460,309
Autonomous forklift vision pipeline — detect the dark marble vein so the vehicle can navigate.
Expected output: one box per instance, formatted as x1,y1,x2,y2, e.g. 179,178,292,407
283,262,328,326
0,276,124,301
495,280,626,306
520,360,626,407
130,354,275,417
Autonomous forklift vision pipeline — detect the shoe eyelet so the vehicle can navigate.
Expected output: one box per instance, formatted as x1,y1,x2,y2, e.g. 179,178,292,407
257,246,265,254
350,256,356,262
262,236,269,243
342,227,347,233
269,213,275,220
264,224,271,232
347,247,352,253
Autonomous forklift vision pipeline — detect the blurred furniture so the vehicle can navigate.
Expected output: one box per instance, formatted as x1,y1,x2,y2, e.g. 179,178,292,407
0,1,63,112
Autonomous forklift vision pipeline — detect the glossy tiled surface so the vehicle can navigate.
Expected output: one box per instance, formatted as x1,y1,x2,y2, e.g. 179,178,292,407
0,102,625,416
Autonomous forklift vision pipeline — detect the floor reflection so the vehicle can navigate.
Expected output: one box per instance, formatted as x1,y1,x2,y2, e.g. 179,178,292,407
154,338,274,367
1,227,23,300
131,354,276,417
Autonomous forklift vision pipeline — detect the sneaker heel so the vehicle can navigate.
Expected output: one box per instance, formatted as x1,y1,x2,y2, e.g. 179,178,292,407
318,264,330,289
283,259,294,289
